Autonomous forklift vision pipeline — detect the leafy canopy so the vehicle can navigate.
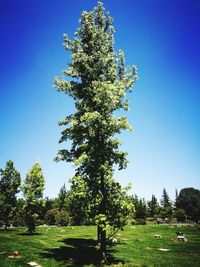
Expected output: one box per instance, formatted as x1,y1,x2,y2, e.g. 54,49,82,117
0,160,21,229
54,2,137,253
176,187,200,222
22,162,45,232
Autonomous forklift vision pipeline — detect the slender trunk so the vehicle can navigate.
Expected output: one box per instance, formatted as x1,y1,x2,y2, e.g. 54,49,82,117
97,225,101,242
99,178,107,263
28,226,36,234
27,220,36,234
4,216,9,230
97,129,108,263
100,228,107,264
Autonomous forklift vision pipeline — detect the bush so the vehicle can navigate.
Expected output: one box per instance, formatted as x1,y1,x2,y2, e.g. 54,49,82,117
175,208,187,223
44,208,70,226
44,208,59,225
55,210,70,226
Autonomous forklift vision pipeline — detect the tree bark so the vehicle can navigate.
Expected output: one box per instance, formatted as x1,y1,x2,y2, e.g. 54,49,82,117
99,228,107,264
4,215,9,230
97,225,101,243
97,129,108,263
27,220,36,234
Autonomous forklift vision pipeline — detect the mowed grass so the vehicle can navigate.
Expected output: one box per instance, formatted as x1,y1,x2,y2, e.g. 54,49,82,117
0,224,200,266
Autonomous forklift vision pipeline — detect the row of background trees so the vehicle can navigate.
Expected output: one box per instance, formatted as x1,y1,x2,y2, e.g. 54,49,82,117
1,160,200,232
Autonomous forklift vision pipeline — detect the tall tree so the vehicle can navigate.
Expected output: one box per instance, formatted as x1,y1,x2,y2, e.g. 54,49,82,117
22,162,45,233
176,187,200,222
147,194,160,218
160,188,173,220
41,197,55,221
54,2,137,261
174,188,179,209
134,196,147,221
0,160,21,230
57,184,67,211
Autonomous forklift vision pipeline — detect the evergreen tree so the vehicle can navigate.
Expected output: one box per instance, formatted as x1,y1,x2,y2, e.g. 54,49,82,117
22,162,45,233
160,188,173,220
161,188,170,207
147,194,160,218
41,197,55,221
54,2,137,261
0,160,21,230
58,184,67,211
174,188,179,209
134,196,147,221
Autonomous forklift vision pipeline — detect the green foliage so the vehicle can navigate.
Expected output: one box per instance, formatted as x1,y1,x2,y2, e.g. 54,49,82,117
22,162,45,233
11,198,26,227
44,208,59,225
54,2,137,258
175,188,179,208
57,184,67,211
41,197,56,221
0,160,21,229
133,195,147,221
66,176,89,225
57,209,70,226
160,188,173,220
175,208,187,222
44,208,70,226
147,194,160,218
176,187,200,222
105,182,135,230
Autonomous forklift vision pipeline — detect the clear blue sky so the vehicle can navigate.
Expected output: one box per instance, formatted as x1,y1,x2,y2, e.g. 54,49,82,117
0,0,200,201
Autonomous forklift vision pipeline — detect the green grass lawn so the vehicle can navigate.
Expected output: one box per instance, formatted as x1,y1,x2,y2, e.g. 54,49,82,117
0,224,200,266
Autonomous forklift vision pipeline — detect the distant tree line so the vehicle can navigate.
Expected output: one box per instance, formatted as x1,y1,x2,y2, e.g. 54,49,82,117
0,160,45,233
0,160,200,232
131,187,200,225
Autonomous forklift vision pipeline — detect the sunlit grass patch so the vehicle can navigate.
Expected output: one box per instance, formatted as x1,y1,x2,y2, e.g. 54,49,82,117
0,224,200,266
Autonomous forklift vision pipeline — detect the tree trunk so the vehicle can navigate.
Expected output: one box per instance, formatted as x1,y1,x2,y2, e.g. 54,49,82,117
98,132,108,263
97,225,101,242
27,220,36,234
99,228,107,264
4,216,9,230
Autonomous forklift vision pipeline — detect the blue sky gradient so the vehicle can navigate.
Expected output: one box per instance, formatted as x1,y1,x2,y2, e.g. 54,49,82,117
0,0,200,201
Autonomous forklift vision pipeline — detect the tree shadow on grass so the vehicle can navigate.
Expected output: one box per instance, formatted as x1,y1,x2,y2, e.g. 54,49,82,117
41,238,123,266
